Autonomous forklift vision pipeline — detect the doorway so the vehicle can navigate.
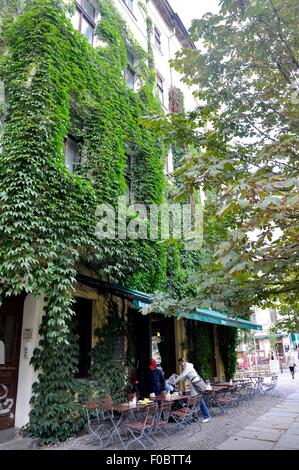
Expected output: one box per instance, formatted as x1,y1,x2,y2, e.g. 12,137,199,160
0,295,24,430
129,310,176,395
73,297,92,378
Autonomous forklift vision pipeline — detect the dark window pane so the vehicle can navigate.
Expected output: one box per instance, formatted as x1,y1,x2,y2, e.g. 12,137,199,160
157,76,164,104
0,315,15,364
127,50,134,67
125,68,135,89
154,27,161,49
83,0,95,20
65,136,79,172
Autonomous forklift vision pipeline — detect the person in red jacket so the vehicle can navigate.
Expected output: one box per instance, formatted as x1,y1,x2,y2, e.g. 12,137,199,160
147,358,166,396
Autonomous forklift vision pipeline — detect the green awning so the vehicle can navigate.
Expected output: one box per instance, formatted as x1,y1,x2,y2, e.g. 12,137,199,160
254,332,288,339
76,275,261,331
291,333,299,343
132,299,262,331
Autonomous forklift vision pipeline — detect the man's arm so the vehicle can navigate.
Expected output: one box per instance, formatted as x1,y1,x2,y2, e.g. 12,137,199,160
173,363,192,384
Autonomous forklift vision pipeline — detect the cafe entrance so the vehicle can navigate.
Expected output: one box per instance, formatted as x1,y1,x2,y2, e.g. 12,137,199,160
0,295,24,429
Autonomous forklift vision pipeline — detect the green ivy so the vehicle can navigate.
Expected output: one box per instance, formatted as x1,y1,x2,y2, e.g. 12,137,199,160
184,319,214,381
0,0,168,443
91,297,133,403
217,326,238,380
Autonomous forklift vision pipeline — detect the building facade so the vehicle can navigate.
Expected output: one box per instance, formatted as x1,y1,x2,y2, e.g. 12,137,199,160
0,0,260,439
237,306,298,369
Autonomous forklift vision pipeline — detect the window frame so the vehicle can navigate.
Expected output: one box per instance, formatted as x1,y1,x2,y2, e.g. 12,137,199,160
122,0,134,13
64,135,80,173
157,74,164,105
154,26,162,51
73,0,96,45
125,50,136,90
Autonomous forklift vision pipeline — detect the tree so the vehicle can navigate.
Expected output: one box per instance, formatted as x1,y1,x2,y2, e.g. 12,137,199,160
143,0,299,317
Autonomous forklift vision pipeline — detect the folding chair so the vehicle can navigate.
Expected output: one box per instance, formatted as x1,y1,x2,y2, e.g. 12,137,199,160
169,396,197,436
85,399,112,448
260,375,279,397
125,403,159,450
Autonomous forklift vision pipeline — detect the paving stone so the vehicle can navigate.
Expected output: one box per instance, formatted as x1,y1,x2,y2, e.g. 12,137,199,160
237,428,282,442
252,416,294,430
216,437,274,450
263,411,298,418
285,422,299,435
273,433,299,450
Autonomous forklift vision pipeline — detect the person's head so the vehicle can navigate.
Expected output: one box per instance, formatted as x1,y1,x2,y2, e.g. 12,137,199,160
149,358,157,370
178,358,186,368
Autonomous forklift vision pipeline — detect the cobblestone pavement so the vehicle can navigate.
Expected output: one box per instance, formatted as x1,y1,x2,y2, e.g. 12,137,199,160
0,372,297,450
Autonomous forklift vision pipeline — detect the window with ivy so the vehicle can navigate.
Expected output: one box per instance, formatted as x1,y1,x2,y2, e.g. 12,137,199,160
64,136,80,173
157,74,164,105
125,50,135,90
71,0,96,45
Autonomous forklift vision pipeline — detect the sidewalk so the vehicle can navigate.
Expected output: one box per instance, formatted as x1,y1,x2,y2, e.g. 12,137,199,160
216,391,299,450
0,375,297,450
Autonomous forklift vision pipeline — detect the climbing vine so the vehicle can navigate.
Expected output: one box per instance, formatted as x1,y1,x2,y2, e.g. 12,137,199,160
217,326,238,380
185,319,214,381
91,297,134,403
0,0,169,443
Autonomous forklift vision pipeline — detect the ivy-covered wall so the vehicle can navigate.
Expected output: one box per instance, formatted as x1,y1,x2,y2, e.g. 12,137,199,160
217,326,238,381
0,0,169,443
184,319,215,381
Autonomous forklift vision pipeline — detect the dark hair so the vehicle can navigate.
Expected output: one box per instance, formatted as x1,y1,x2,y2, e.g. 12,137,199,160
178,358,184,363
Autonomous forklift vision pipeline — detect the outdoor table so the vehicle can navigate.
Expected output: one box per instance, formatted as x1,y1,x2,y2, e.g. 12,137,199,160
99,401,151,449
153,394,189,402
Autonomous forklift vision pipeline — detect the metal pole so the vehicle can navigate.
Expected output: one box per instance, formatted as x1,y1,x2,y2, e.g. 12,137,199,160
254,338,257,372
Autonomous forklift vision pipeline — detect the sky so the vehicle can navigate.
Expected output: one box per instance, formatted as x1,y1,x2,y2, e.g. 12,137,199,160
169,0,220,29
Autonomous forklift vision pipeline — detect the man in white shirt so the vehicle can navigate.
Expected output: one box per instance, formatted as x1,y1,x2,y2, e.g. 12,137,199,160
173,358,211,423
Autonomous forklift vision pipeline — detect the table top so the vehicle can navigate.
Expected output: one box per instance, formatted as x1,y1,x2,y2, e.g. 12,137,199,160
153,394,189,402
100,402,152,412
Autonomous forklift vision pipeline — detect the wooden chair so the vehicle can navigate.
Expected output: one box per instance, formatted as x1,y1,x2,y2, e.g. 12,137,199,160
125,403,159,450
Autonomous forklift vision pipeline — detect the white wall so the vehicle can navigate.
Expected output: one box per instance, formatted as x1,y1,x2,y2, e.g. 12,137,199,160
15,295,44,428
114,0,197,112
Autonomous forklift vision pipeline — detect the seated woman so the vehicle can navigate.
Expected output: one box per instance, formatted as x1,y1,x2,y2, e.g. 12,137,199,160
148,359,166,397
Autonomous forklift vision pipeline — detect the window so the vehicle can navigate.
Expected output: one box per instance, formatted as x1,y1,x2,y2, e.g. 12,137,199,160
154,26,162,51
125,51,135,90
71,0,96,45
122,0,133,12
157,74,164,105
124,154,134,203
64,136,79,172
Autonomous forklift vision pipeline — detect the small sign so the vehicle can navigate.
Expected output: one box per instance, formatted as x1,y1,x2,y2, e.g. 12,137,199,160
23,329,33,342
